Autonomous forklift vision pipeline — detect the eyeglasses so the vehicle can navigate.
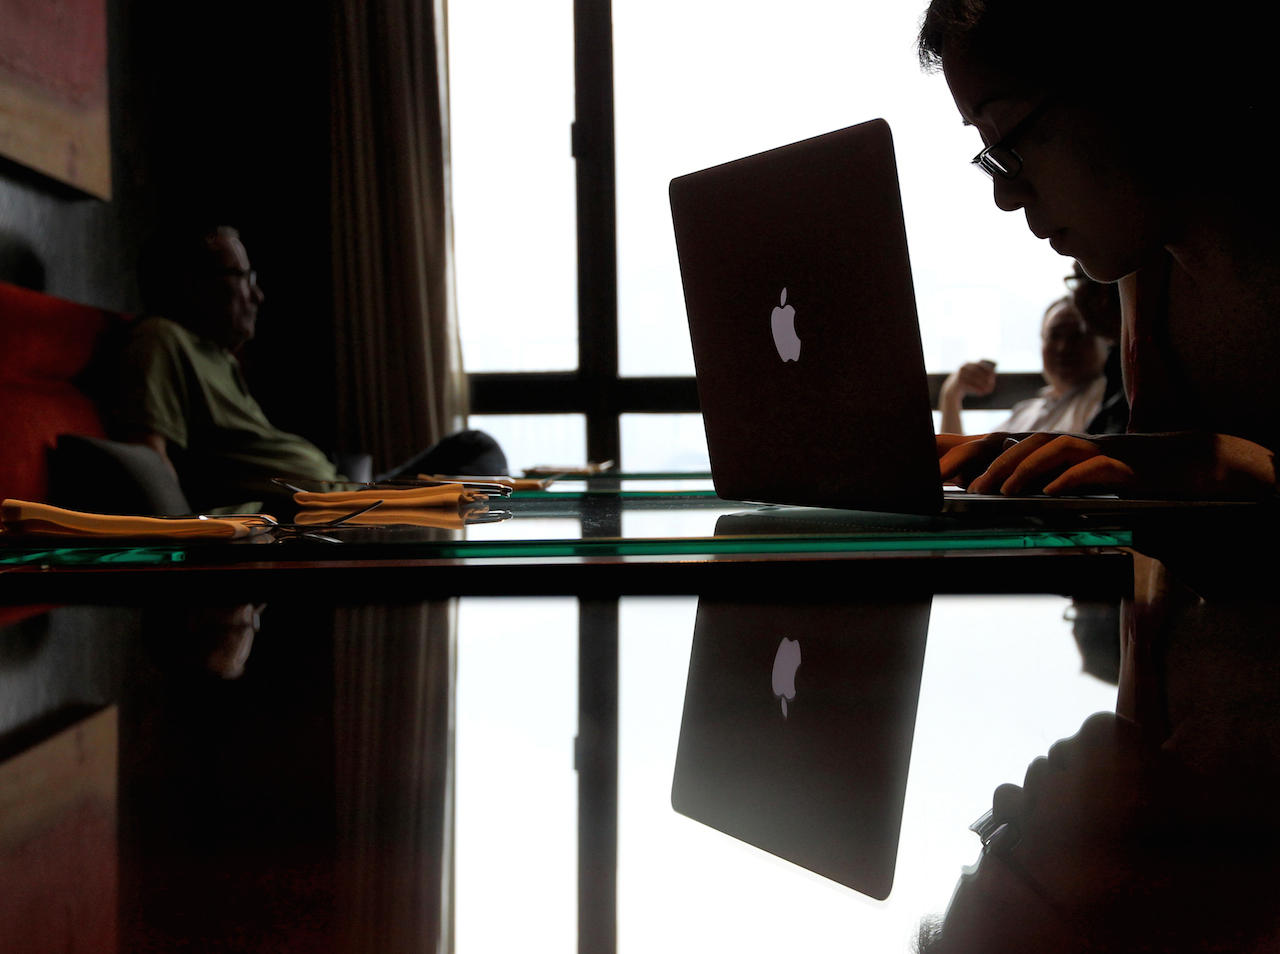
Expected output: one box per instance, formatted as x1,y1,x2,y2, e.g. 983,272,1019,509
971,97,1057,180
220,263,259,286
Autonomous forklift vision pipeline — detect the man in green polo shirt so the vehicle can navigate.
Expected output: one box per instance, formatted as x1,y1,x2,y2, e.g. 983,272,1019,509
116,225,504,512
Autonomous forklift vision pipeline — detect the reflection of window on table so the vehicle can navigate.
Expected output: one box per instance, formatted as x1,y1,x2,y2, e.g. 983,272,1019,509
454,598,579,952
449,3,1069,475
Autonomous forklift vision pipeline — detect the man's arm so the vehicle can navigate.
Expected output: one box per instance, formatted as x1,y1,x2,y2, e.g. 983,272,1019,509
113,318,192,457
939,360,998,434
130,431,180,481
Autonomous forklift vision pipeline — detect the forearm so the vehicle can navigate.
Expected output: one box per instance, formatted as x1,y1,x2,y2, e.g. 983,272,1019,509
938,380,965,434
127,431,180,481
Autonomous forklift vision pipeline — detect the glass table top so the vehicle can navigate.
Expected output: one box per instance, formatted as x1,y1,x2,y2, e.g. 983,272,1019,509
1,478,1276,952
0,473,1134,567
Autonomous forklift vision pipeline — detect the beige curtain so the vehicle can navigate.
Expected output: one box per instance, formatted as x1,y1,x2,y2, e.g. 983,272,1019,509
334,602,457,954
331,0,467,471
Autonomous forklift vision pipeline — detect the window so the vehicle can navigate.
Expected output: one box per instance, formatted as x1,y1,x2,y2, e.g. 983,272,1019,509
450,2,1070,471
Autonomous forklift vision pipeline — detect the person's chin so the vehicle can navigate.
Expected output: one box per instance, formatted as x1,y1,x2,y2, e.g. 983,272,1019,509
1074,247,1156,285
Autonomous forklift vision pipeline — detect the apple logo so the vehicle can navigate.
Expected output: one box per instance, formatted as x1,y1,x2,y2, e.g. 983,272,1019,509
770,288,801,362
771,636,801,718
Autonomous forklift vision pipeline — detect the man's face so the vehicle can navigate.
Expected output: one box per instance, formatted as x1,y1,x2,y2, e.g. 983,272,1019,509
193,232,264,350
1040,301,1106,394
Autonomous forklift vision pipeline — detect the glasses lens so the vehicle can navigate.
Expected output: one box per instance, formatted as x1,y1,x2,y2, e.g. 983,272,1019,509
975,145,1021,179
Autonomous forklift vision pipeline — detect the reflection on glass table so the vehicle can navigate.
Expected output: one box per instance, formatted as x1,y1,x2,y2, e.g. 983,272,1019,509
456,594,1121,953
0,478,1133,569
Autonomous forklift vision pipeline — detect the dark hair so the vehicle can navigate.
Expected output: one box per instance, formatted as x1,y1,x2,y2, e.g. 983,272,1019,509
138,222,240,315
916,0,1276,199
919,1,1186,96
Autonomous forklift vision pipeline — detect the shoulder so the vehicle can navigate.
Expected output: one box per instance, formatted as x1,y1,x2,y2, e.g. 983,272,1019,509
125,316,226,371
125,315,195,363
128,315,197,351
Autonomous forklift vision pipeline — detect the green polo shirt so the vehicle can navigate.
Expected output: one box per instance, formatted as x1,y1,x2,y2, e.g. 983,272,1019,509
116,316,338,510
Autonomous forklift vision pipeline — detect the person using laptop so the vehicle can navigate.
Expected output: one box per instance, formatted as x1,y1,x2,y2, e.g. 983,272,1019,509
939,296,1108,435
917,0,1280,501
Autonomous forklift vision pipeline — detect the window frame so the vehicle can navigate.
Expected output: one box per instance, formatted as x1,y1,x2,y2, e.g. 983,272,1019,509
465,1,1039,467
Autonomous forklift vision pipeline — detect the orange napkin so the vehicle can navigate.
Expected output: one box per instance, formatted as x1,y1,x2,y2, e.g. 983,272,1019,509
422,474,551,491
523,461,614,478
291,483,487,509
0,499,272,540
293,507,482,530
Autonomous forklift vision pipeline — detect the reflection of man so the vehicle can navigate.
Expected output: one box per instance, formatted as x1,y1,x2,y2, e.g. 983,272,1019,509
116,225,505,512
939,297,1108,435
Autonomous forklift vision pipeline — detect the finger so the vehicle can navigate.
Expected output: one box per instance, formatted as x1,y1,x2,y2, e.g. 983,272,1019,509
939,434,1008,484
991,782,1028,823
938,444,980,484
966,433,1059,494
1020,755,1051,810
936,432,987,456
1042,455,1137,496
997,436,1103,495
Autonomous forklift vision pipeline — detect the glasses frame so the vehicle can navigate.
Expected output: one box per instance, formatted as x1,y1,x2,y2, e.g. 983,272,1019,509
971,96,1058,180
219,266,259,288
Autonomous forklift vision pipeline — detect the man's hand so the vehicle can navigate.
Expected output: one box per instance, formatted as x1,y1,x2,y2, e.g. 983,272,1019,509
937,432,1277,499
941,360,998,402
938,361,998,435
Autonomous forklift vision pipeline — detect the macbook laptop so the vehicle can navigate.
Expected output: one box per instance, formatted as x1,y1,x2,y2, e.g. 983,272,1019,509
668,118,1248,517
671,595,931,899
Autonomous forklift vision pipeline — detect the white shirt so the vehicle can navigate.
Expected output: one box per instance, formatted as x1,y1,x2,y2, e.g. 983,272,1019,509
1000,376,1108,434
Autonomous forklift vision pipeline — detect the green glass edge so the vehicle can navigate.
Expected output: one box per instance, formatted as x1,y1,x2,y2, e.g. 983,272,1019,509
0,547,187,566
414,529,1131,559
1,528,1132,567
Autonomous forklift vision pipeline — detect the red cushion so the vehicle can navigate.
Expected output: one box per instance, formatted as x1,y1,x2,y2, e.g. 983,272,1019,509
0,281,128,502
0,282,116,383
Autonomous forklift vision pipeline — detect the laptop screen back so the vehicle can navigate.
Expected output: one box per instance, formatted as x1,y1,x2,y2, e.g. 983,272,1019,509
670,118,942,513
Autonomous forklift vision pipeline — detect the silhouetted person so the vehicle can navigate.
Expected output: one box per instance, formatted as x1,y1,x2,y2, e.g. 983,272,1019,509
922,0,1280,500
116,224,505,512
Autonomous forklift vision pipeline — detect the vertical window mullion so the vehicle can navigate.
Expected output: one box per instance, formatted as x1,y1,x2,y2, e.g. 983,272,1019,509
574,0,620,466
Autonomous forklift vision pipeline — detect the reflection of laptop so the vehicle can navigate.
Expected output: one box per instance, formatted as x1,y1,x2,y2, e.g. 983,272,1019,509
669,119,1247,517
671,596,931,899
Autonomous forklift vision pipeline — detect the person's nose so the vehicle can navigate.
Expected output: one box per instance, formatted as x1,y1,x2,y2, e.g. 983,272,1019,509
250,281,265,305
992,175,1030,213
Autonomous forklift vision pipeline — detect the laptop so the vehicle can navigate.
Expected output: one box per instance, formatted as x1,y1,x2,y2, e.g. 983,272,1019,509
671,595,931,899
668,118,1248,517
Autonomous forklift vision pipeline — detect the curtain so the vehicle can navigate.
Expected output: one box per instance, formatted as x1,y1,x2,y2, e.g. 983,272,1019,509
330,0,467,471
334,602,457,954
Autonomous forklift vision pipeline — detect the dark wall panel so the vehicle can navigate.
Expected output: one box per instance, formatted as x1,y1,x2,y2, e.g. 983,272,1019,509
0,0,338,449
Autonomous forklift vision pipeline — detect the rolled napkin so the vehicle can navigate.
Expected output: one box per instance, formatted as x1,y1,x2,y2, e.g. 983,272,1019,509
0,499,272,540
293,506,480,530
422,474,552,491
291,483,487,509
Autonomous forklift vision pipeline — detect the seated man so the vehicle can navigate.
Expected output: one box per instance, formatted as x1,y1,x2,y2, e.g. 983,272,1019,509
938,296,1109,436
114,224,505,512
